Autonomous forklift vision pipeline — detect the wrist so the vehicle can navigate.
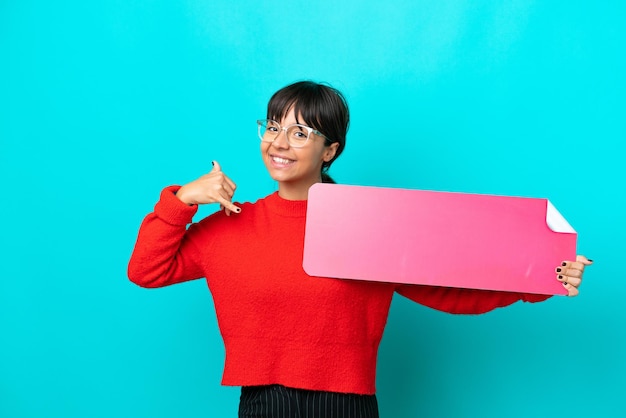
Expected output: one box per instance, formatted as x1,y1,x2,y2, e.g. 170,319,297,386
175,187,195,206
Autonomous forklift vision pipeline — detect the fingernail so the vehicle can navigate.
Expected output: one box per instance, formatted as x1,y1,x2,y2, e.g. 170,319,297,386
588,259,594,263
562,282,568,288
558,275,563,280
561,262,567,266
212,161,215,166
235,207,241,213
556,268,562,273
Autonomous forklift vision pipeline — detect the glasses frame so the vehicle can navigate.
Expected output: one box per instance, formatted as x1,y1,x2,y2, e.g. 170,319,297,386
257,119,330,149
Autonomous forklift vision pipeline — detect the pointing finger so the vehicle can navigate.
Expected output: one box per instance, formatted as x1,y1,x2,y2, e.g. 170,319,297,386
216,195,241,215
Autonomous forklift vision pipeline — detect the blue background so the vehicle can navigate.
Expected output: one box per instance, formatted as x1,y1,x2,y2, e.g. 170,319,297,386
1,1,623,417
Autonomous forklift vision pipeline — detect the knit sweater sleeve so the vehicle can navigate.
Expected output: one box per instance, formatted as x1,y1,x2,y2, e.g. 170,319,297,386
127,186,205,288
395,284,552,314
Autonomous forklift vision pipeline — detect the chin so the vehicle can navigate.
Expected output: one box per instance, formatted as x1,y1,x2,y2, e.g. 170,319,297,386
266,168,289,182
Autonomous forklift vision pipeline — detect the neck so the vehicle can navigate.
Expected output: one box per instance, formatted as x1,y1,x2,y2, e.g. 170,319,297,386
277,177,321,200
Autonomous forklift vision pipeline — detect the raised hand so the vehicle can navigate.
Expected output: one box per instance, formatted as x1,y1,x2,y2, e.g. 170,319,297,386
175,161,241,215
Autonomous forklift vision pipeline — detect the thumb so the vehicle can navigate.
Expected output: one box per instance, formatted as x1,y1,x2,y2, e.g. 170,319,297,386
211,160,222,173
576,255,594,265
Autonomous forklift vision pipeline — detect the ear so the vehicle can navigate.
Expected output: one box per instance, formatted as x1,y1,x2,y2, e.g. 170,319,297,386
323,142,339,163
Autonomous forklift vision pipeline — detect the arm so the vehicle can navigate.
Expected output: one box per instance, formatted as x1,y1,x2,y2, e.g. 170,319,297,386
127,185,204,288
395,255,592,314
395,285,551,315
128,161,240,288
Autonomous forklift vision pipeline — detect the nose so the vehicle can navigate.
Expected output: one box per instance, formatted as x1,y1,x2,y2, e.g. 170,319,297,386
271,127,290,149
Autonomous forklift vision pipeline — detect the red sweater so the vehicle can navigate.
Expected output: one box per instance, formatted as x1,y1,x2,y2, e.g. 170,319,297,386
128,186,550,395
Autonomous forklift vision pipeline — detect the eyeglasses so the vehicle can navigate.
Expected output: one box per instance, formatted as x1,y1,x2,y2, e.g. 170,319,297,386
257,119,330,149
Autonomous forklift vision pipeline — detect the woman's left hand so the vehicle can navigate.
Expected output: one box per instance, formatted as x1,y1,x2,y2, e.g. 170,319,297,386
556,255,593,296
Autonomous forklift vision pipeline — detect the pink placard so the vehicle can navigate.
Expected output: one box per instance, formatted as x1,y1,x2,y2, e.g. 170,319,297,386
303,184,577,295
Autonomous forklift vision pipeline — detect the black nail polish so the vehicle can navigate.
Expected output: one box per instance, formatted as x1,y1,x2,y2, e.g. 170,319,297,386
588,259,594,262
561,262,567,266
558,275,563,279
556,268,562,273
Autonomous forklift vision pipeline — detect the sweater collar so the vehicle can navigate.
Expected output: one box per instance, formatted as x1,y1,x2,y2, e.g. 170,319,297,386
264,191,308,217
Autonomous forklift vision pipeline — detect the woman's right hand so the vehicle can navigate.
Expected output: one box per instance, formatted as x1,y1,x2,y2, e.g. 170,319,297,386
175,161,241,215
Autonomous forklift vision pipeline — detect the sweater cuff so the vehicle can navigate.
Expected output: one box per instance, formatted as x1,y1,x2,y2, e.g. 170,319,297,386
154,185,198,226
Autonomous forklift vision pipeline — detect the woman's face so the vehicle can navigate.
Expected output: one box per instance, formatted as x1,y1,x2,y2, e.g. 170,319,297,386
261,107,338,199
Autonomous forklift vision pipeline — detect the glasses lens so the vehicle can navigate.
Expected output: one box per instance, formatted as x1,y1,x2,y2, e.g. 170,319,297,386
258,120,276,142
286,125,310,148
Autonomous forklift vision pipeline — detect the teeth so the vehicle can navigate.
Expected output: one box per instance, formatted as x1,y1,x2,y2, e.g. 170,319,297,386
272,156,293,164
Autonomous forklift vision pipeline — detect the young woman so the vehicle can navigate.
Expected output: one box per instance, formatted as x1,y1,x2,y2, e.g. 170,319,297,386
128,81,591,418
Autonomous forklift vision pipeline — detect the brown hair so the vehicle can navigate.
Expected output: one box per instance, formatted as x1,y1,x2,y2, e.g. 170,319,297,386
266,81,349,183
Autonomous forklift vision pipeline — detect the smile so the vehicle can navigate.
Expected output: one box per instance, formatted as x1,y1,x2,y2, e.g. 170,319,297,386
271,155,295,165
